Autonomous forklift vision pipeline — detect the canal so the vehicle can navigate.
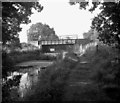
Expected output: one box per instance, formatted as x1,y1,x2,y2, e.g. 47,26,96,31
2,60,53,101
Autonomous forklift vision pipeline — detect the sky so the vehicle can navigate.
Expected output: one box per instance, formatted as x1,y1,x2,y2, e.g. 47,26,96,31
19,0,100,43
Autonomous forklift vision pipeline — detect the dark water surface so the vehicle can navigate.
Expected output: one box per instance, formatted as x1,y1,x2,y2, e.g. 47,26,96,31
3,61,53,101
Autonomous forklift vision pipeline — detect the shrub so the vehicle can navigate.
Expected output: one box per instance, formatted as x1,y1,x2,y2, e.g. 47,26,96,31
90,49,120,100
2,51,15,78
8,50,57,65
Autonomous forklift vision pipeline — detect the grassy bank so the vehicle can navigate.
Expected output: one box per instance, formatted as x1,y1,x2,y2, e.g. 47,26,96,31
9,50,57,64
82,44,120,100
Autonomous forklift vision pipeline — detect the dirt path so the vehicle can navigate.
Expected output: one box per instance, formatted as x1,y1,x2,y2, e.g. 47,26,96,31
62,61,110,101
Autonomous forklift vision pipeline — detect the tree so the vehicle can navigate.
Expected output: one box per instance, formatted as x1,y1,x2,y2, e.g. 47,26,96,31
83,29,94,40
83,29,99,41
42,24,59,40
27,22,44,41
2,1,43,78
27,22,59,42
2,1,43,45
69,0,120,49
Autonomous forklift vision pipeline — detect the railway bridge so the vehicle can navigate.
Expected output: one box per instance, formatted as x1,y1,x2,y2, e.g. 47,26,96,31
38,39,92,53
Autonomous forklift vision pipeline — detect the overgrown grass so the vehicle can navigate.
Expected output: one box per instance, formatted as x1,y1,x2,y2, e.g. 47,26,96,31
85,44,120,100
23,58,78,101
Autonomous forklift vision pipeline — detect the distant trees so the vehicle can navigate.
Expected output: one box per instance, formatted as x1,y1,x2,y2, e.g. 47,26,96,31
69,0,120,49
27,22,59,42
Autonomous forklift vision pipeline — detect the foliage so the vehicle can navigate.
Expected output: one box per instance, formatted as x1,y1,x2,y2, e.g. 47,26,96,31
93,57,120,100
83,29,99,41
27,22,59,41
2,2,43,45
69,0,120,49
2,74,22,102
20,42,39,50
84,44,120,100
8,50,56,65
24,58,76,101
2,50,14,78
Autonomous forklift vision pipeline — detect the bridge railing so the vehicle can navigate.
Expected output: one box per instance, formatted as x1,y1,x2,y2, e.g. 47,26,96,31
39,39,76,45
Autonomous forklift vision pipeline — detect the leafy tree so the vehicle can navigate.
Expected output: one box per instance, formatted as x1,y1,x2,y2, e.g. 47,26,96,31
42,24,59,40
69,0,120,49
27,22,59,42
83,29,94,40
27,22,44,41
83,29,99,41
2,1,43,45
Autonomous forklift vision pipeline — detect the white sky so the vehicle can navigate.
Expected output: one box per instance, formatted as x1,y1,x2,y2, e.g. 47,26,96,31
19,0,100,43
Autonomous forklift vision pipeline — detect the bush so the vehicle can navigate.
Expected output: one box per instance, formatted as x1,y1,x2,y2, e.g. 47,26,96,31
2,51,15,78
90,49,120,100
2,51,16,102
8,50,57,65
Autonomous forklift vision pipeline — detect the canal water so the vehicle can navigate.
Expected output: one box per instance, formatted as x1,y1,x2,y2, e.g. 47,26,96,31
2,61,53,101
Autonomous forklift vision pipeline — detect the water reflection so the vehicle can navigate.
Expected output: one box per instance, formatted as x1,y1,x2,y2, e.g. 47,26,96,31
19,73,29,98
5,66,41,99
19,67,41,98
